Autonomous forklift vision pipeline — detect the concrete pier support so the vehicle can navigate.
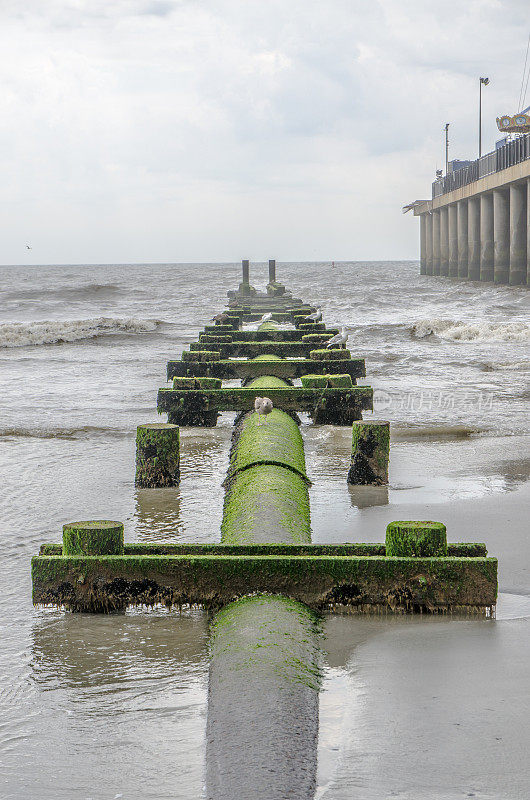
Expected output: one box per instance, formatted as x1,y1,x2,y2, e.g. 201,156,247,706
420,215,427,274
509,183,527,285
467,198,480,280
493,189,510,284
480,193,494,282
432,210,441,275
268,259,276,283
457,201,468,278
448,204,458,277
425,213,433,275
440,207,449,275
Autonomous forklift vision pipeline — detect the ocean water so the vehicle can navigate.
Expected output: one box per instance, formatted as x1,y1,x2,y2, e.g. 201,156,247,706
0,261,529,799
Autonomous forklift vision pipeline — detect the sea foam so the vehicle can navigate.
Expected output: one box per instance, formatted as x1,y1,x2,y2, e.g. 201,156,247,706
412,318,530,342
0,317,159,347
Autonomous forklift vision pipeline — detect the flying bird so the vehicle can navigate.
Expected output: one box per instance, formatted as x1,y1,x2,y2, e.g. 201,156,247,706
254,396,273,425
26,245,32,250
259,313,273,324
326,327,348,348
305,306,322,323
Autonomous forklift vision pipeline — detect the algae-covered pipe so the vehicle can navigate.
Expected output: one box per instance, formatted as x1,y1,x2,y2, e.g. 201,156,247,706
207,371,321,800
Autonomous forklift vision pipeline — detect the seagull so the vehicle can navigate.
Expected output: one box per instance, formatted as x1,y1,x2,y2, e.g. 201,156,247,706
212,312,230,324
254,396,273,425
259,312,273,324
326,327,348,348
305,306,322,323
26,245,32,250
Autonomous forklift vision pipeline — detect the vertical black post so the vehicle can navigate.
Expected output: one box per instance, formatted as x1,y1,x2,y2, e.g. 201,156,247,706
268,259,276,283
242,259,250,284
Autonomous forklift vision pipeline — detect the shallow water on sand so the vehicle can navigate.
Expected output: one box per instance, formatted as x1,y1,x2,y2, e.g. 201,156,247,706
0,262,529,798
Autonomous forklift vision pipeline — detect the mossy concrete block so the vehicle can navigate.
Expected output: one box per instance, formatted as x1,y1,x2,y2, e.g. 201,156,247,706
172,377,222,389
167,358,365,381
301,333,334,344
299,322,326,332
310,349,351,360
348,421,390,485
386,521,448,557
182,350,221,362
237,282,257,295
135,423,180,487
199,334,233,344
39,541,489,558
157,386,373,417
32,553,497,612
63,520,124,556
204,325,234,335
266,282,286,296
301,374,353,388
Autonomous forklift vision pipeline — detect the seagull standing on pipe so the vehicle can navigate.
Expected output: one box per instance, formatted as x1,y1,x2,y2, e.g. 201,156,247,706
305,306,322,323
326,327,348,348
259,312,273,324
254,396,273,425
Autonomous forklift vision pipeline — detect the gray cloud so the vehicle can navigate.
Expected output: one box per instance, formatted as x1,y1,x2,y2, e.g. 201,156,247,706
0,0,528,263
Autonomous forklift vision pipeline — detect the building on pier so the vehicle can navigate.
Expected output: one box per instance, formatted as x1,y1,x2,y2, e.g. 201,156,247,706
404,131,530,285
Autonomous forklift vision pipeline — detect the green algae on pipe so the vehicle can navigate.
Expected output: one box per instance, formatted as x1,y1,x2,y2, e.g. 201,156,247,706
62,520,124,555
135,423,180,487
206,595,320,800
348,420,390,485
221,464,311,544
227,408,309,481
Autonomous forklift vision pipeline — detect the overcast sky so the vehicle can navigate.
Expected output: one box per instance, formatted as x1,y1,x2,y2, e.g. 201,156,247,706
1,0,528,264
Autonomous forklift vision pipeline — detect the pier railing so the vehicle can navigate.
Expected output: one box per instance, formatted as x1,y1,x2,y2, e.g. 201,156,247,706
432,132,530,198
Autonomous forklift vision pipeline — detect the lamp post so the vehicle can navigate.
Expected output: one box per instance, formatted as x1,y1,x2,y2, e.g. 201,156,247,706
479,76,490,157
445,123,449,174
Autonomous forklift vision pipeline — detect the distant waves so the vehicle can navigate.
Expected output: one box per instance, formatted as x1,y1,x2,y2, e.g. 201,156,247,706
411,318,530,343
0,317,161,347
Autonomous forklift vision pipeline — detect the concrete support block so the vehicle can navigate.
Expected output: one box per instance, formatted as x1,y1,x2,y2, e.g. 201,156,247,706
480,193,494,281
440,207,449,275
432,210,441,275
386,521,447,557
425,213,433,275
420,214,427,274
493,189,510,284
457,200,468,278
509,182,527,286
467,197,480,280
448,204,459,277
347,421,389,485
135,423,180,487
63,520,124,556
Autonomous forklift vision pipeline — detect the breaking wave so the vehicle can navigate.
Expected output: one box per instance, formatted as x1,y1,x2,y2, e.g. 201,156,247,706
0,317,160,348
412,318,530,342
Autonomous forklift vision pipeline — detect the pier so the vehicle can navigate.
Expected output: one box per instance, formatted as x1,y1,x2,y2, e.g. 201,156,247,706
406,131,530,284
30,262,498,798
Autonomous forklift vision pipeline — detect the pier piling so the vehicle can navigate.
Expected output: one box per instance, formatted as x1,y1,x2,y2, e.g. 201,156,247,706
347,420,390,485
135,423,180,487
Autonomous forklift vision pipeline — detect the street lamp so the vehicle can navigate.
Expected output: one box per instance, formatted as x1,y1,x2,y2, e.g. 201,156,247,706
445,123,450,174
479,76,490,157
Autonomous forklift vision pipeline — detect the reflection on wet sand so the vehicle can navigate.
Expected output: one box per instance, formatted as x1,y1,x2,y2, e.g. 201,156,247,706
348,484,389,509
